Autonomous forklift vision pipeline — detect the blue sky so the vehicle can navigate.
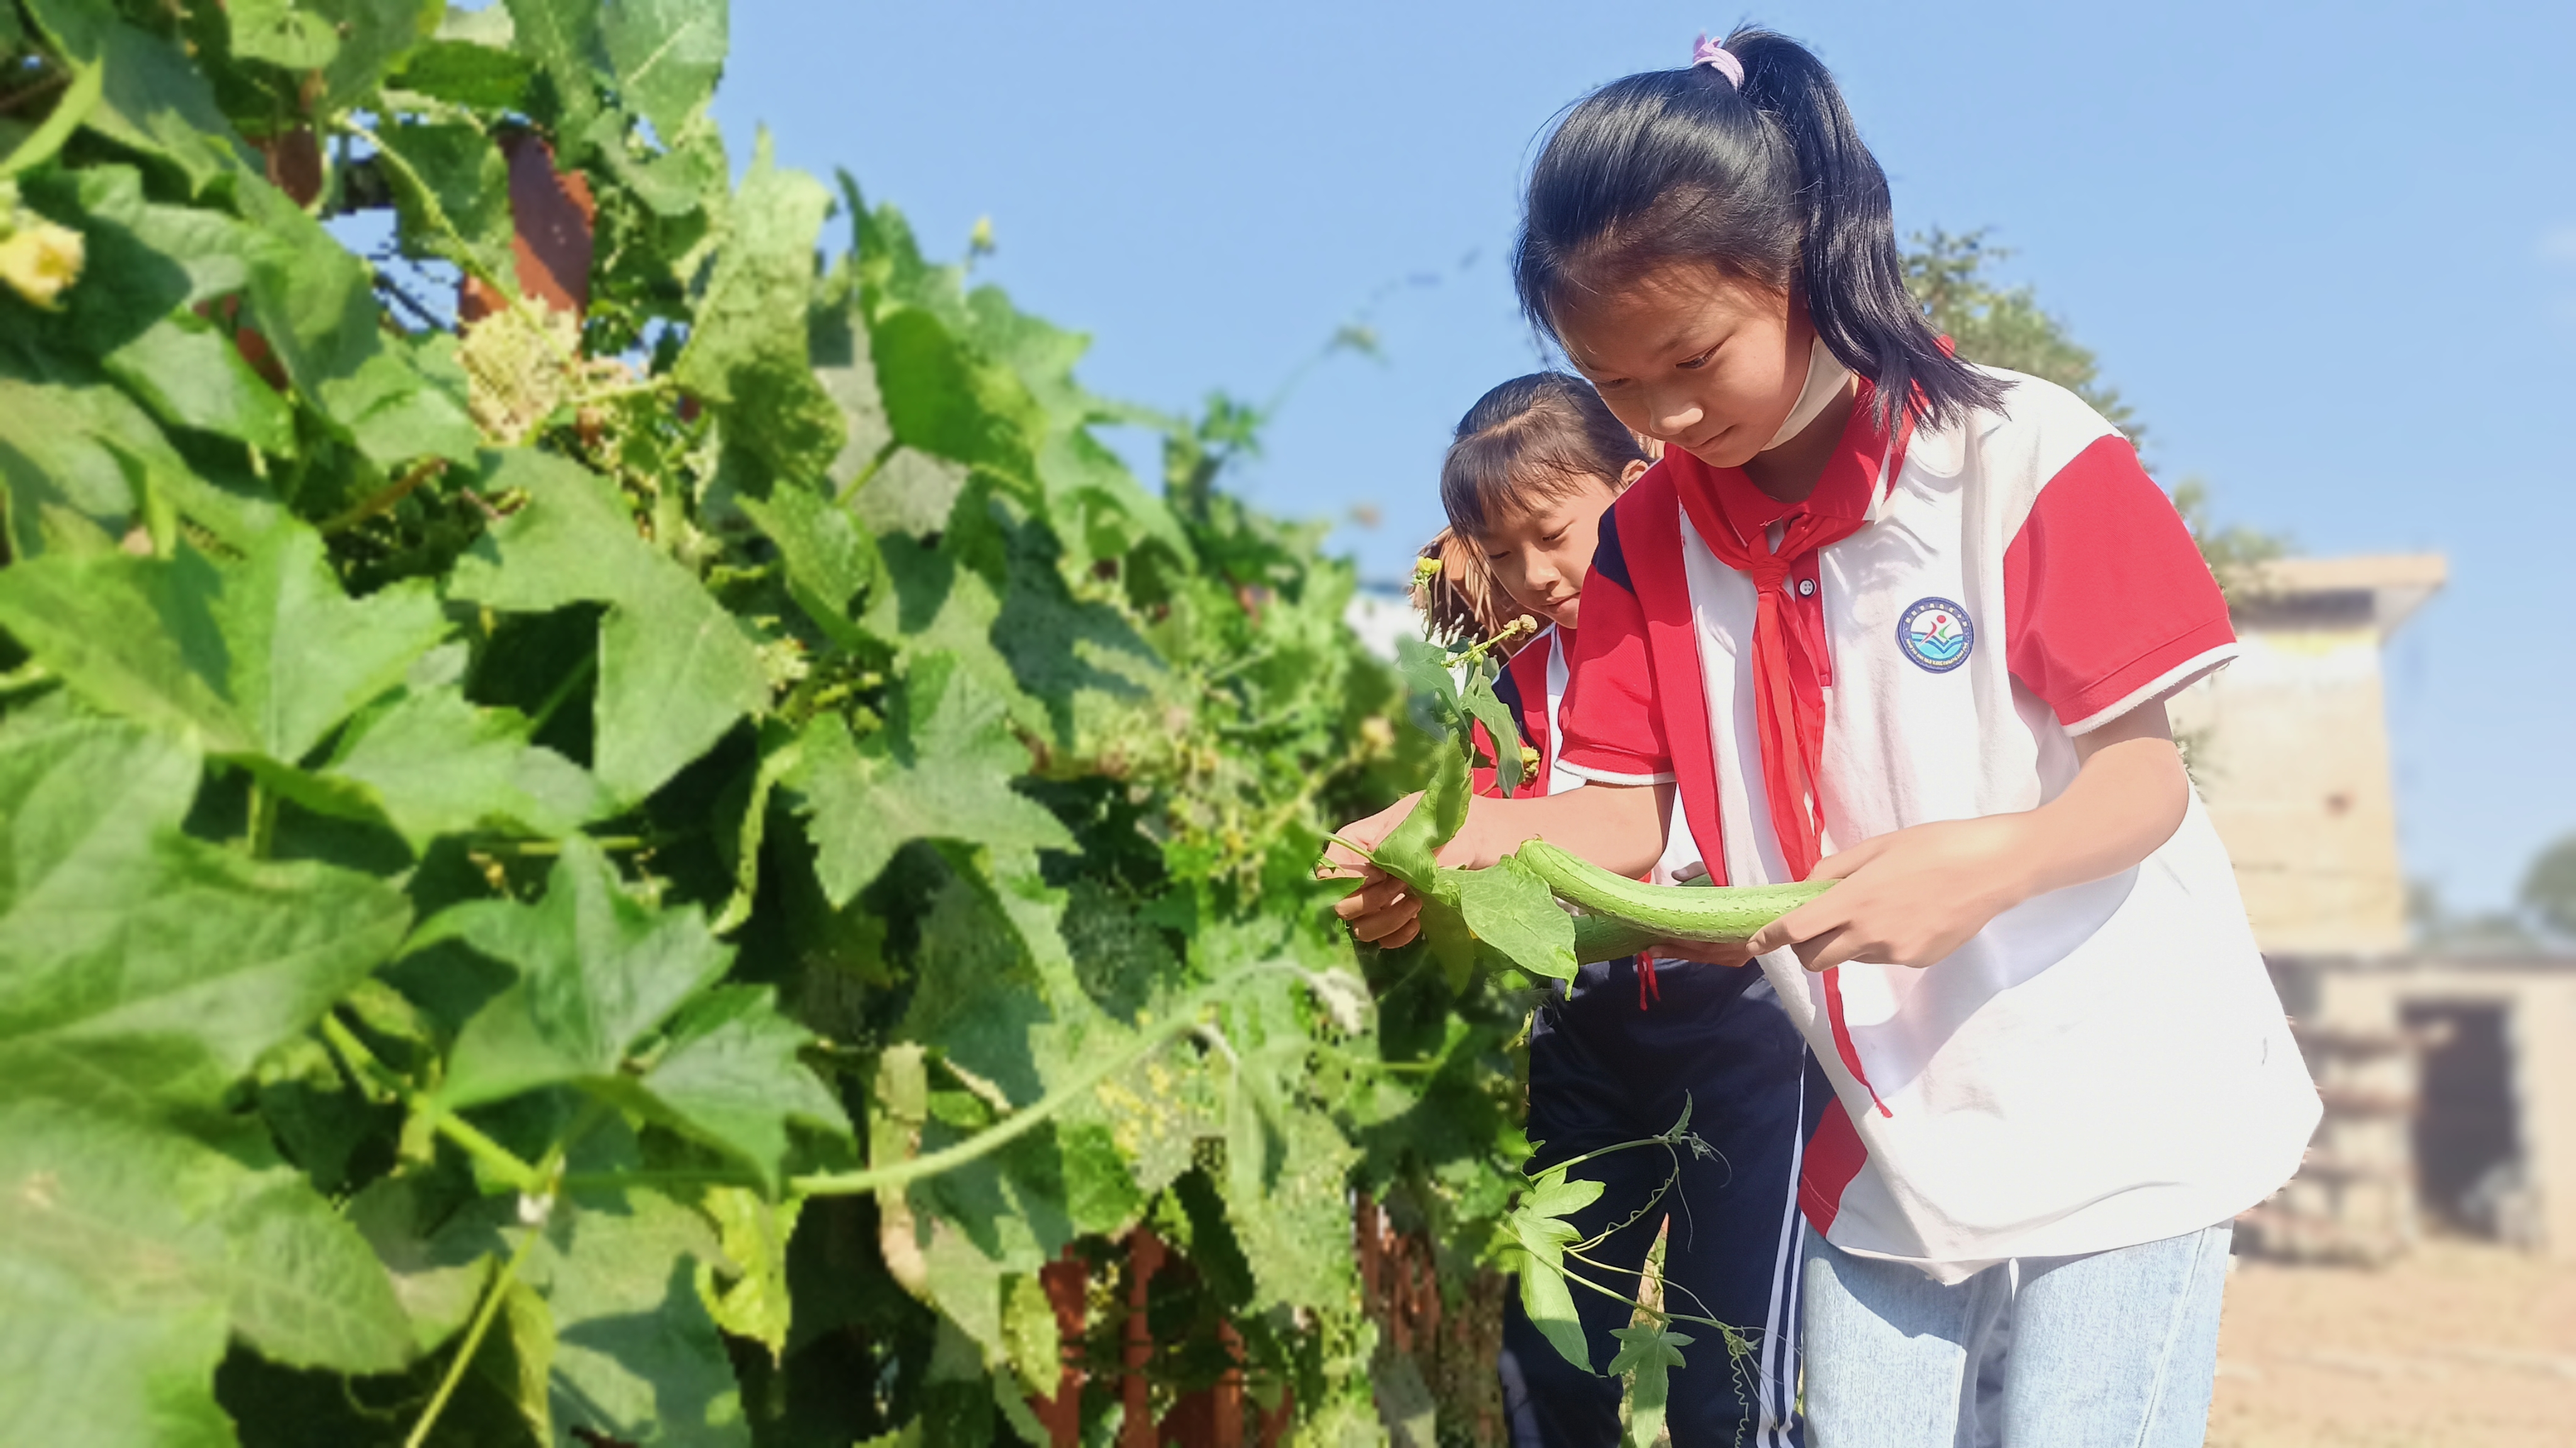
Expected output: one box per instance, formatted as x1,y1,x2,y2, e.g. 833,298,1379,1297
712,0,2575,913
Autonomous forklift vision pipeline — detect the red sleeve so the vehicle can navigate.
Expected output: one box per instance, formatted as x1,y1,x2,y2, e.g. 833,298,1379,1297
1555,507,1674,783
2003,435,2239,733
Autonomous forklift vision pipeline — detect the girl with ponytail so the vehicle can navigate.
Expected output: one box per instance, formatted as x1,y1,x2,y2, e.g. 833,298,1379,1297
1333,29,2315,1445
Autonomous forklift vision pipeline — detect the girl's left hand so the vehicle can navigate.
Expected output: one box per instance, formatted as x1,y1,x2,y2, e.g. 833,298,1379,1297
1742,815,2038,972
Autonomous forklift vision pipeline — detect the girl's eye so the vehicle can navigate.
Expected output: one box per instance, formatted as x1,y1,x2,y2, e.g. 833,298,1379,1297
1676,345,1718,371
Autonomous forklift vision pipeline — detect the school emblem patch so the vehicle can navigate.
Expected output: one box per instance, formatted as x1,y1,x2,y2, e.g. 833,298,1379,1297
1897,597,1974,673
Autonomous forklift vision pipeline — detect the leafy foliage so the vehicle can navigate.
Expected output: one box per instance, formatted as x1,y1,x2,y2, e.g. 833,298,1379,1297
0,4,1581,1445
1905,228,2292,592
2516,832,2576,943
1906,227,2141,443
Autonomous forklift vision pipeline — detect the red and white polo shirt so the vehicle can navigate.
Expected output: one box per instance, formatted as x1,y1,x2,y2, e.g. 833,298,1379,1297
1479,625,1577,799
1555,368,2320,1280
1480,626,1705,887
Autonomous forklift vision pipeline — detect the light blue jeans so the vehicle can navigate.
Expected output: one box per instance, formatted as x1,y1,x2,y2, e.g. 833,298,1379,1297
1800,1221,2233,1447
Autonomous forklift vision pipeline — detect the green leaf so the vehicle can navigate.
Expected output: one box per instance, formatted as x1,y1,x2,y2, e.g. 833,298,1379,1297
0,372,147,559
0,357,285,552
582,105,728,219
101,310,300,455
428,837,733,1110
389,38,538,110
1519,1161,1608,1222
1453,856,1577,985
1511,1234,1589,1374
697,1185,797,1362
811,286,894,493
0,1098,235,1448
0,1099,416,1448
33,163,267,316
789,653,1075,906
674,131,840,485
1607,1325,1691,1448
0,526,448,762
348,1173,496,1356
868,305,1040,480
450,449,771,802
1504,1162,1605,1372
1222,1096,1359,1312
0,717,414,1112
735,480,879,649
12,165,297,455
630,983,852,1187
230,0,344,71
253,1030,390,1192
531,1188,745,1447
899,877,1077,1110
861,533,1028,722
503,0,608,159
851,445,969,538
217,1171,420,1371
230,171,381,387
321,683,613,849
375,118,518,285
999,1270,1060,1398
1394,633,1461,726
599,0,729,145
1460,663,1527,795
1370,739,1468,890
884,879,1133,1338
309,0,436,113
315,330,485,469
21,0,255,194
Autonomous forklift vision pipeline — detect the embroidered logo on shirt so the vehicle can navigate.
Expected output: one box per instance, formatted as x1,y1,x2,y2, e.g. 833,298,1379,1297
1896,597,1974,673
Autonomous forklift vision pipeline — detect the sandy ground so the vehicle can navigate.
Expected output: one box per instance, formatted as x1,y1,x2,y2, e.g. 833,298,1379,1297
2206,1239,2576,1448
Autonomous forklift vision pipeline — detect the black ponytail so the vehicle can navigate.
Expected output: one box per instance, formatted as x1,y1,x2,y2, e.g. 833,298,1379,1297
1514,28,2004,435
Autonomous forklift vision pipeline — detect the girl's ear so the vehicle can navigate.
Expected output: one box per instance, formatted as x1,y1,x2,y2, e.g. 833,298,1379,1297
1618,457,1652,490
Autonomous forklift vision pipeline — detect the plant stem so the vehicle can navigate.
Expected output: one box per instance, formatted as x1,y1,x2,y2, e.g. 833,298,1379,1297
424,1105,547,1195
0,661,53,697
243,782,277,859
0,57,99,177
321,457,448,534
480,831,682,858
1536,1135,1674,1180
399,1101,610,1448
558,1166,755,1191
1545,1252,1738,1335
525,653,597,738
319,1013,544,1194
402,1214,545,1448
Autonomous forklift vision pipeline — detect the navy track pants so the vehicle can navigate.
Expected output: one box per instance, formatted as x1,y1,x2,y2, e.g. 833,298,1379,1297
1499,957,1826,1448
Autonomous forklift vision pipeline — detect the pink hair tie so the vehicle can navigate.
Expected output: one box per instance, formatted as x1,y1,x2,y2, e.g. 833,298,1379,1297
1692,33,1743,88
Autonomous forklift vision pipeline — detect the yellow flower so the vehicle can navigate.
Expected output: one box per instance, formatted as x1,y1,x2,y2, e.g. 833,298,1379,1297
0,217,84,310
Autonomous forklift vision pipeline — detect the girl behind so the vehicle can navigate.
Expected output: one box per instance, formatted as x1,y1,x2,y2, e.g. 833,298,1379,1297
1423,373,1814,1448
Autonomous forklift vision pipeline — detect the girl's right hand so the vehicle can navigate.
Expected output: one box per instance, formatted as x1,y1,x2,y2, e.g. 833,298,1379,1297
1323,794,1430,948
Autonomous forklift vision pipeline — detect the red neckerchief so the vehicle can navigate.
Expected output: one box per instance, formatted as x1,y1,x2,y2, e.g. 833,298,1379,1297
1667,380,1911,1114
